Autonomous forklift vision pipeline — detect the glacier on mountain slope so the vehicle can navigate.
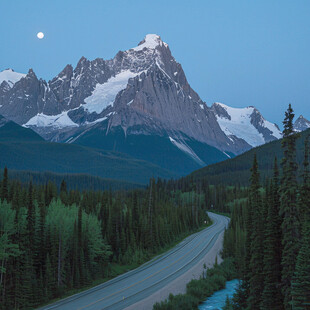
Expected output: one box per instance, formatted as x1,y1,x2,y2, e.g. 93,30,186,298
214,103,281,147
0,69,26,87
24,112,78,128
83,70,138,114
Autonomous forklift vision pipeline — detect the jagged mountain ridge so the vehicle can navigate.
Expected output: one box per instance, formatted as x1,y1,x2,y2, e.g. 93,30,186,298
0,34,289,170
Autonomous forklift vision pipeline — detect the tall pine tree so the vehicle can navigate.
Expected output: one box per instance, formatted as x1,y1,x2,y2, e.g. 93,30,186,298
291,137,310,309
247,154,265,310
261,157,284,309
280,104,300,309
1,167,8,201
297,136,310,225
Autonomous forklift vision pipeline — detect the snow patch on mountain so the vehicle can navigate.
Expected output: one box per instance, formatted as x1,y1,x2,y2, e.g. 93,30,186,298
83,70,138,114
0,69,26,87
169,137,205,166
222,151,231,158
24,112,78,128
262,119,282,139
214,103,266,147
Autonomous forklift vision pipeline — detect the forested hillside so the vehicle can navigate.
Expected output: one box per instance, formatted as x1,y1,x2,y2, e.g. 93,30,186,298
189,127,310,186
1,169,144,191
0,117,177,184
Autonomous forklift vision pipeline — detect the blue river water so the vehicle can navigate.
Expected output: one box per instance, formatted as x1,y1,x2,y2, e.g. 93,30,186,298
198,279,239,310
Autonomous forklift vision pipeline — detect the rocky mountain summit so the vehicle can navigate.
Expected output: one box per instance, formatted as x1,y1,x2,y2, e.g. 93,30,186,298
293,115,310,132
0,34,294,173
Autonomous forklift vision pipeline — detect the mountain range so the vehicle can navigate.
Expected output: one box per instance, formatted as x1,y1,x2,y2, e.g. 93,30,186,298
0,34,309,178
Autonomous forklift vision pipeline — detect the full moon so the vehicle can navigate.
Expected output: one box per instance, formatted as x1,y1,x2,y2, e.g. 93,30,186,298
37,32,44,39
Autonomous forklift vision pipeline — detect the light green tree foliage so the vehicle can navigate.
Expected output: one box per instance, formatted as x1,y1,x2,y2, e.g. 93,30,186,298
45,199,111,286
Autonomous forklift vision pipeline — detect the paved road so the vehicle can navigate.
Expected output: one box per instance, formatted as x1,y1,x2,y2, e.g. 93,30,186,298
39,212,229,310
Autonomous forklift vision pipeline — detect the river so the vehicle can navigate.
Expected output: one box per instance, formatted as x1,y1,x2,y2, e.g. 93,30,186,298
198,279,239,310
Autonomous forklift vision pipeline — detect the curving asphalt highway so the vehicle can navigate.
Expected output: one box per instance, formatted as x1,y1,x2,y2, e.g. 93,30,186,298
39,212,229,310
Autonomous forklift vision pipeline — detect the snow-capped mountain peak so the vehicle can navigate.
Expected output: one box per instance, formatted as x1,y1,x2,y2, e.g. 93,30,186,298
211,102,282,147
132,34,168,52
0,69,26,88
293,115,310,132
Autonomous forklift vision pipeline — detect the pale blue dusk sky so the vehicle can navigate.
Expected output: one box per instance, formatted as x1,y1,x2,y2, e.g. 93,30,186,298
0,0,309,126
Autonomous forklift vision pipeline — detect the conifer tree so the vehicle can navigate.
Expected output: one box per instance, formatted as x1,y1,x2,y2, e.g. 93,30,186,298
291,220,310,309
290,137,310,309
247,154,264,309
26,181,35,251
77,204,83,286
280,104,300,308
238,197,252,307
261,158,284,309
1,167,8,201
60,179,68,204
298,136,310,225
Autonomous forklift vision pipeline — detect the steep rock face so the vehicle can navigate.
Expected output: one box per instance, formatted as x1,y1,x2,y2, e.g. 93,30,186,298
211,102,282,147
49,58,113,112
0,69,50,124
293,115,310,132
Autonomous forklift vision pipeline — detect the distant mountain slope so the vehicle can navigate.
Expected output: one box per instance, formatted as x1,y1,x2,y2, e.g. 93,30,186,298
189,128,310,186
0,117,177,184
0,115,44,142
68,124,233,175
0,141,177,184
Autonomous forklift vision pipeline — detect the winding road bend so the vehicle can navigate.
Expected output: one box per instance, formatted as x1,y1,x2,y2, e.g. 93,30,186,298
39,212,229,310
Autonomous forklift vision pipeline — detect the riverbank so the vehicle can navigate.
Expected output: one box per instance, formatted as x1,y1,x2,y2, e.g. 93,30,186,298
152,257,237,310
